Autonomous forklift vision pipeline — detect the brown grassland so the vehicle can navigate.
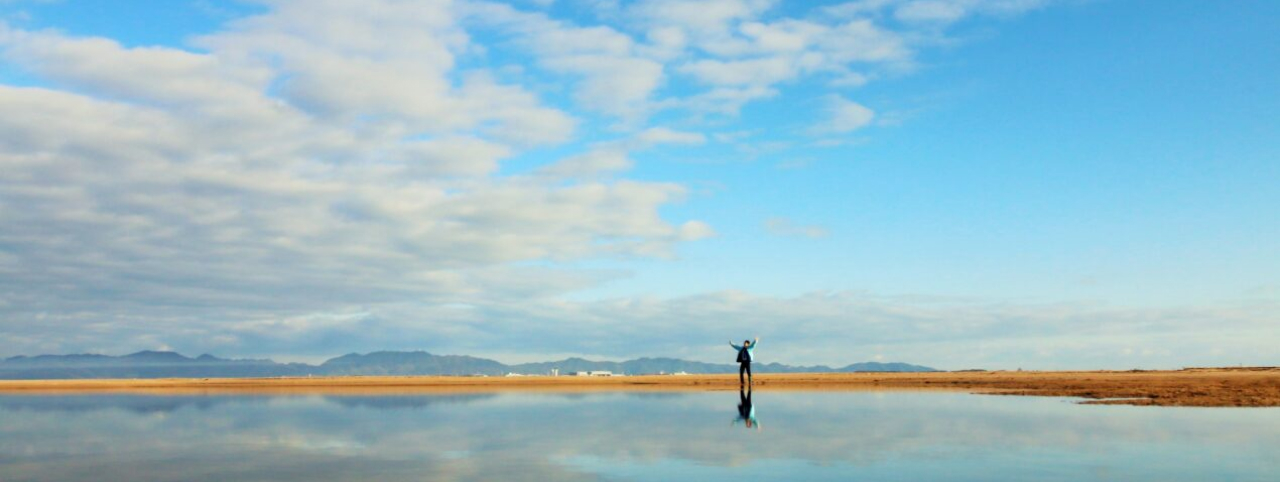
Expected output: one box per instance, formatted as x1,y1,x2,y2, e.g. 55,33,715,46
0,368,1276,407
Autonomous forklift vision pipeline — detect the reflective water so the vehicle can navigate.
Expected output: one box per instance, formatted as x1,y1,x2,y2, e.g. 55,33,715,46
1,390,1276,481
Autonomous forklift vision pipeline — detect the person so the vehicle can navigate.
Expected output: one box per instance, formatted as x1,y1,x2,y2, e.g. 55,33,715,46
733,387,760,430
729,337,758,385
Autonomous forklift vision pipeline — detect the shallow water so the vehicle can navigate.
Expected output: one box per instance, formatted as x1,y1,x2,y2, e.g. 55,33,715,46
0,390,1276,481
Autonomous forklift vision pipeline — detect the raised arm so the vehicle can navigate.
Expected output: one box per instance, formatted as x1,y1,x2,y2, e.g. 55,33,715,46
729,341,742,350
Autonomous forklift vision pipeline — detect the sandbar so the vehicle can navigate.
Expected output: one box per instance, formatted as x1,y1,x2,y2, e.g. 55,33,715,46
1,368,1276,407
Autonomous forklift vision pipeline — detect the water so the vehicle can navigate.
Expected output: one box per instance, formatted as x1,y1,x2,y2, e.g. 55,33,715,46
1,390,1276,481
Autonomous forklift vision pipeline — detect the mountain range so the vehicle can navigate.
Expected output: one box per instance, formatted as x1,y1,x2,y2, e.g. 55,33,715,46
0,350,937,379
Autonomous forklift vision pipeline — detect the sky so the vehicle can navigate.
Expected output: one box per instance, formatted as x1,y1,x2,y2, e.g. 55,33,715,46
0,0,1276,369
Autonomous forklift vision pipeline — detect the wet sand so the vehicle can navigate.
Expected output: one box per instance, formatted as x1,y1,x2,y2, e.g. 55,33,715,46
1,368,1276,406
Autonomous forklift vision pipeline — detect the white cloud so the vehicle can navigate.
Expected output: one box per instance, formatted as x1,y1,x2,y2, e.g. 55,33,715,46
453,72,577,146
822,95,876,133
543,54,665,120
678,220,716,241
393,136,512,178
679,56,800,86
829,69,872,87
675,85,778,115
825,0,1052,24
533,127,705,179
0,0,1094,362
663,14,907,100
628,0,778,57
2,29,271,109
461,0,916,122
738,20,822,53
764,217,830,238
895,0,969,23
536,149,633,178
820,0,903,18
633,127,707,146
0,5,713,358
639,26,687,60
460,0,1005,126
83,291,1272,369
191,0,574,145
816,19,910,64
895,0,1053,23
463,2,664,121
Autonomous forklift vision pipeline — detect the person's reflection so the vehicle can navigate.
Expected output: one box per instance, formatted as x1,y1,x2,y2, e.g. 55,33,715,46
733,387,761,431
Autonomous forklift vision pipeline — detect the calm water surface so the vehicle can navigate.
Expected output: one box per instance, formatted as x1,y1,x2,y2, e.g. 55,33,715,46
1,390,1276,481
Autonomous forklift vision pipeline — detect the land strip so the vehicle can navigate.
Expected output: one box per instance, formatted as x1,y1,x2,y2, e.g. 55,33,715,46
1,368,1276,407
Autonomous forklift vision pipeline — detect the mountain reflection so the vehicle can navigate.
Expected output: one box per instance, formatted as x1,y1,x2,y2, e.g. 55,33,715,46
0,393,495,414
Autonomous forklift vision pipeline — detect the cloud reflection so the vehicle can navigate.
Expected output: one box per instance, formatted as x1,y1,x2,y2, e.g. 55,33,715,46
0,391,1276,481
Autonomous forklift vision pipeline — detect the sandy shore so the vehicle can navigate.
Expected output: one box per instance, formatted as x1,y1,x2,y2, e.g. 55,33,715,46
1,368,1276,407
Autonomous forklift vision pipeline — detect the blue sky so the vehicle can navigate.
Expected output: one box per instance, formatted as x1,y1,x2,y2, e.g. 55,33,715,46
0,0,1276,368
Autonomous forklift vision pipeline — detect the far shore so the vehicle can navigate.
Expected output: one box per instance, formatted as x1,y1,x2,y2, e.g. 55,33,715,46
1,368,1276,407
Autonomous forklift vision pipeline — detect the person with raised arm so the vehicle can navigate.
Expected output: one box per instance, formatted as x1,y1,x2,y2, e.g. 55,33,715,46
729,337,759,386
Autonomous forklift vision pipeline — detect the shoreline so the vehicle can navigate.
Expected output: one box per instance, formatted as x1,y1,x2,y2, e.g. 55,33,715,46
1,369,1277,407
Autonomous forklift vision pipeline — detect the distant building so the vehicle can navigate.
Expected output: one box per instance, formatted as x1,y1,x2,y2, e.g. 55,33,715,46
550,368,559,376
573,370,616,377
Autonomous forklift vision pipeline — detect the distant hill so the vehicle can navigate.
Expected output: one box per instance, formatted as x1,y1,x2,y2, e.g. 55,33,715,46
321,351,508,376
841,362,938,372
0,350,937,379
0,351,312,379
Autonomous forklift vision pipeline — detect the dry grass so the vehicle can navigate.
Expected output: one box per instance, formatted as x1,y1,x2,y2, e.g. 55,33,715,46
1,368,1276,406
